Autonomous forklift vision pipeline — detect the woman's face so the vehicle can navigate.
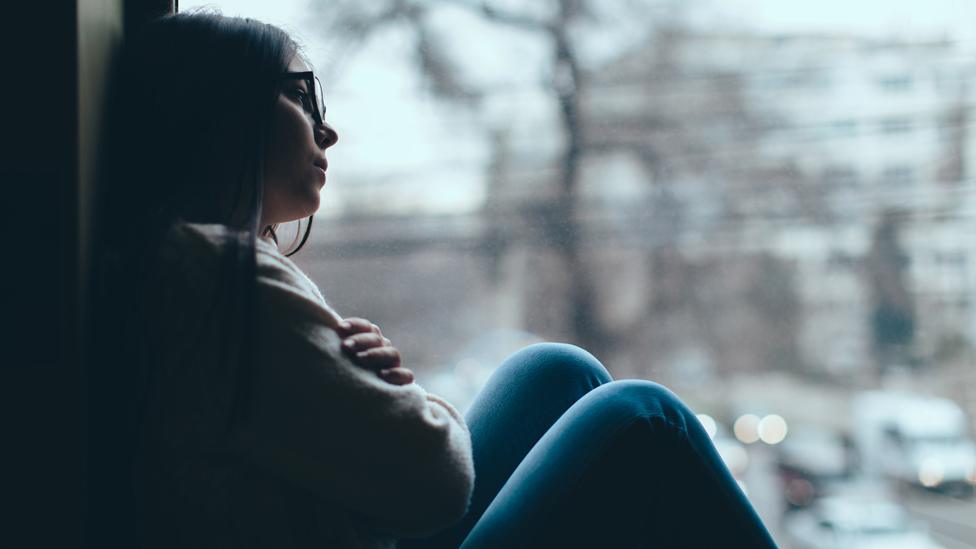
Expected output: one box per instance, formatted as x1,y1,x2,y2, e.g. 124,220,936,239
261,55,339,227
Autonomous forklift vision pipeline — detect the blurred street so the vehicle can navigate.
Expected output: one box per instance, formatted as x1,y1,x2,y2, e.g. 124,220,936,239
745,444,976,548
724,381,976,549
902,491,976,549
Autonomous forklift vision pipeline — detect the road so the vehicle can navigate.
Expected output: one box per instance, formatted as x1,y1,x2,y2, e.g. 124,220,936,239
741,444,976,548
901,490,976,549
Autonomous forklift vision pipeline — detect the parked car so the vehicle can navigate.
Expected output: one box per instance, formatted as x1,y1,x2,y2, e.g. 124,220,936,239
775,425,854,509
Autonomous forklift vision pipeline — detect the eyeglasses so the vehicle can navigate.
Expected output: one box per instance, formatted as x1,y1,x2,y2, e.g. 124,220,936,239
280,71,326,126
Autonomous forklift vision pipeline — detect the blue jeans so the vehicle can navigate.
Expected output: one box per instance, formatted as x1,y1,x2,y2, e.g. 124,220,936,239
401,343,778,548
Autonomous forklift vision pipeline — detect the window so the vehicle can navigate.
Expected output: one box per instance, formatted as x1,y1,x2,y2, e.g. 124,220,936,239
879,74,913,92
827,251,856,271
881,117,914,135
182,1,976,541
934,251,967,270
822,165,859,189
831,119,859,136
881,165,915,187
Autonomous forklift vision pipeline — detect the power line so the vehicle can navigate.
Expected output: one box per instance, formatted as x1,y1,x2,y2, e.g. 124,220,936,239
326,55,976,100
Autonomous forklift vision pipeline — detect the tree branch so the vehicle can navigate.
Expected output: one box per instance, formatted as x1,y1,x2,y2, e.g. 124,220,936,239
433,0,552,32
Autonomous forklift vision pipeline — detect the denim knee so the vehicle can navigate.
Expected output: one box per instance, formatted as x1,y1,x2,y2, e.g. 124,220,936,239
501,342,613,389
579,379,697,435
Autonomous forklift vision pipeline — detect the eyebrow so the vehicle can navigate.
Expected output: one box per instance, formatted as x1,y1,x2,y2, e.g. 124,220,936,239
282,78,308,89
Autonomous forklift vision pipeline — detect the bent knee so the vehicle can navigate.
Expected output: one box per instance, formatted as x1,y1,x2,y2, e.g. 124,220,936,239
503,342,612,387
585,380,693,429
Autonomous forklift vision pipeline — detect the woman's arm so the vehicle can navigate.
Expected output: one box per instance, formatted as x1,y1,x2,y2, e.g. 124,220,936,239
236,250,475,538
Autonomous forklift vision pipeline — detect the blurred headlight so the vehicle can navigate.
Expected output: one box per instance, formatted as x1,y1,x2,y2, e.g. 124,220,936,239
918,458,945,487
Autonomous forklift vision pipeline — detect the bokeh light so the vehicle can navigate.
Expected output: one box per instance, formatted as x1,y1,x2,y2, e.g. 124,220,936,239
918,458,945,488
719,444,749,475
733,414,761,444
696,413,718,439
758,414,788,445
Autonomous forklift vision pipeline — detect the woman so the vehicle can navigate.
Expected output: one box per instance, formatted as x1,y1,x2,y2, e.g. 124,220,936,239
89,11,778,549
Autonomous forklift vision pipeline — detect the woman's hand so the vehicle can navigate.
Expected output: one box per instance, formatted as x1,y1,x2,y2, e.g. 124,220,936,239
336,318,415,386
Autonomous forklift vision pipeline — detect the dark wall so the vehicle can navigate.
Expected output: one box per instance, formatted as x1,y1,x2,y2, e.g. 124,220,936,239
1,2,171,547
1,3,83,547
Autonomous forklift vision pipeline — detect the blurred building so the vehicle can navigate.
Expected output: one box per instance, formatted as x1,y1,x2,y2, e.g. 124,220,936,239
303,29,976,402
495,30,976,382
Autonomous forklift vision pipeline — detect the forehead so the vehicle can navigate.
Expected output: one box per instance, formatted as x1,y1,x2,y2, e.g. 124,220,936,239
287,55,311,73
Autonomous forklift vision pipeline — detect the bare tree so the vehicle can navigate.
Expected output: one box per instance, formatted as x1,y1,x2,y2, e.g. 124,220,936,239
581,25,812,377
309,0,668,352
309,1,810,373
865,209,916,375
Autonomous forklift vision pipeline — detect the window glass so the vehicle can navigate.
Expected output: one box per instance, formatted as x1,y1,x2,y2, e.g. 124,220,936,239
183,1,976,545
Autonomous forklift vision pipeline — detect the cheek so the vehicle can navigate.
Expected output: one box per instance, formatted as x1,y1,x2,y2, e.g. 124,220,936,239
265,119,290,175
267,102,311,170
266,128,305,186
263,102,321,222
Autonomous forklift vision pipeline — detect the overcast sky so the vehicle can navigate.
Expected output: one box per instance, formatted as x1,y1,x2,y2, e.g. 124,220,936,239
702,0,976,43
192,0,976,34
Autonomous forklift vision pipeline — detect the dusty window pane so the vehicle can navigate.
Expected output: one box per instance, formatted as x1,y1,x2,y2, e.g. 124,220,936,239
185,1,976,544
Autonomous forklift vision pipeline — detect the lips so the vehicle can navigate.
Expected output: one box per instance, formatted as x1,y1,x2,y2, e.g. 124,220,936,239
312,157,328,185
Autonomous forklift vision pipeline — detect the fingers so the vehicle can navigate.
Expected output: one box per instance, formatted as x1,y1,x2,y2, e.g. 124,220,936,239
336,317,382,338
351,346,402,370
379,367,415,386
341,333,392,353
335,317,409,385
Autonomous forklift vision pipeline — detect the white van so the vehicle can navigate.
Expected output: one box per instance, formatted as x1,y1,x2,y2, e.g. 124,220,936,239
851,391,976,494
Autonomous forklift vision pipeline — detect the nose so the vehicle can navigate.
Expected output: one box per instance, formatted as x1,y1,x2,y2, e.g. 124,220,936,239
315,121,338,150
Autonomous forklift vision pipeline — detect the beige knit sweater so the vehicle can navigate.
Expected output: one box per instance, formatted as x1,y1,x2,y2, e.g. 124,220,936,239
136,222,474,548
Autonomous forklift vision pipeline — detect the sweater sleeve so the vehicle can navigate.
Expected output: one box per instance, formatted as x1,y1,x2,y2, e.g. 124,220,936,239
234,242,475,538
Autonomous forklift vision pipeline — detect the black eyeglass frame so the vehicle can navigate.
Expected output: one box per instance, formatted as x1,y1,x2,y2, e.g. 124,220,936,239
280,71,326,126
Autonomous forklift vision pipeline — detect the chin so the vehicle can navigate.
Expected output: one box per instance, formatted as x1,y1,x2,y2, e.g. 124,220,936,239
273,204,319,225
288,188,321,220
296,200,320,220
303,195,321,216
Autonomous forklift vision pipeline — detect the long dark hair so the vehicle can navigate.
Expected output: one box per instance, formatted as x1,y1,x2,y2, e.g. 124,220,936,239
100,11,301,246
88,11,306,546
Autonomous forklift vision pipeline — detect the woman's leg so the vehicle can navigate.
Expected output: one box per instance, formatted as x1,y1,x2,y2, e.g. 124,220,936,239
460,380,778,548
401,342,613,549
